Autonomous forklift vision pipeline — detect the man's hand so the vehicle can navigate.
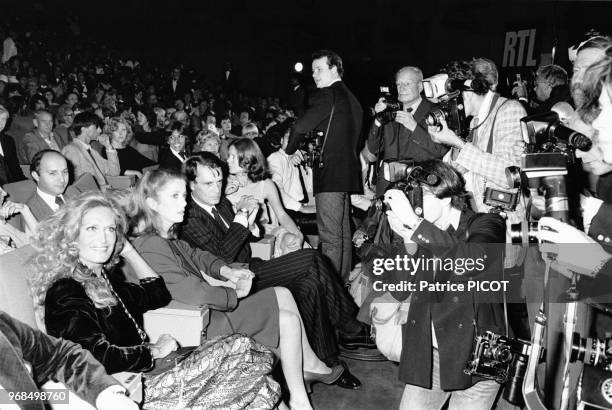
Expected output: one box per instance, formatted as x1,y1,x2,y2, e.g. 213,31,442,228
1,201,28,219
374,97,387,114
511,139,525,158
235,195,259,213
395,110,417,132
386,209,416,243
299,204,316,214
289,150,304,166
98,134,113,149
124,170,143,179
220,266,256,283
538,217,610,277
383,189,420,229
428,118,465,149
512,80,528,99
95,386,138,410
352,230,368,248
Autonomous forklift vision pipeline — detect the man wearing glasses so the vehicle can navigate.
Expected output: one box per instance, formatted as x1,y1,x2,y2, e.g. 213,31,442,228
362,66,448,196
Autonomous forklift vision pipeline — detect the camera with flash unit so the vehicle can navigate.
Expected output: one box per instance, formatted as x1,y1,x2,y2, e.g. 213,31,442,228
422,73,470,139
382,160,440,218
375,86,404,123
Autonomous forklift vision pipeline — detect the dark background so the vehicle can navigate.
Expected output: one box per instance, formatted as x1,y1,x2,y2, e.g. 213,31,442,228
3,0,612,104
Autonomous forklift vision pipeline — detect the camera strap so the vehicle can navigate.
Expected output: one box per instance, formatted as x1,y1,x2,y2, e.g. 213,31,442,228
319,89,336,165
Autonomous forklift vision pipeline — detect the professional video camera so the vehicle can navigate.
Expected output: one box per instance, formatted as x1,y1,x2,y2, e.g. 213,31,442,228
298,130,324,168
382,160,440,217
374,86,404,123
422,73,470,139
510,110,592,243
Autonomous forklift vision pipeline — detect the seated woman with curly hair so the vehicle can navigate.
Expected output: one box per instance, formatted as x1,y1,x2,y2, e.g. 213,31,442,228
104,117,156,178
29,191,281,409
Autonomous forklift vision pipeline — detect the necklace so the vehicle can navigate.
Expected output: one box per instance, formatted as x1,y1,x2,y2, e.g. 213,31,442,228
79,263,148,343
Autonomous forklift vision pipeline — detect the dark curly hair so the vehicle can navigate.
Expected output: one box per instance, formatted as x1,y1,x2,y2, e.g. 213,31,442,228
229,138,271,182
444,58,498,95
419,159,471,211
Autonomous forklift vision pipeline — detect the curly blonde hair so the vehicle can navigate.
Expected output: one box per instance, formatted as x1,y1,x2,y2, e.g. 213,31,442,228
104,116,134,148
29,191,128,318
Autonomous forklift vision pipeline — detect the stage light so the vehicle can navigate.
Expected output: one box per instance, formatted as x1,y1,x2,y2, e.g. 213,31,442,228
294,62,303,73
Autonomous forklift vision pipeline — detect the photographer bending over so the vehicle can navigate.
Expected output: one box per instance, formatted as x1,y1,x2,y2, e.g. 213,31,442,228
383,160,507,410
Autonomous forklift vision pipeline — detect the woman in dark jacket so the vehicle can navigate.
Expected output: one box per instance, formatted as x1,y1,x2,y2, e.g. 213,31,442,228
29,191,281,409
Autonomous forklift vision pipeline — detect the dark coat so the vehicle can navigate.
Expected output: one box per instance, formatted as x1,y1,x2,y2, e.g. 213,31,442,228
365,99,450,196
181,197,252,264
0,131,26,185
286,80,363,194
386,210,507,390
44,270,171,374
0,311,119,409
158,147,184,172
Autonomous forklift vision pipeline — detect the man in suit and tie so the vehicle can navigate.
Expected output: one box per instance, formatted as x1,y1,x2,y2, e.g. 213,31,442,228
19,109,66,165
180,153,373,387
62,112,120,188
286,50,362,282
362,66,449,196
166,67,188,102
0,105,26,185
25,149,70,224
0,311,137,409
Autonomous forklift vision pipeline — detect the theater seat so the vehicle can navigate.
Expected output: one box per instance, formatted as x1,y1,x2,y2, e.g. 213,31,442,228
0,246,142,407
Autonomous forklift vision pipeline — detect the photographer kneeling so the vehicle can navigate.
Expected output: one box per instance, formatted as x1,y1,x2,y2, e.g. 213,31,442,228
383,160,507,410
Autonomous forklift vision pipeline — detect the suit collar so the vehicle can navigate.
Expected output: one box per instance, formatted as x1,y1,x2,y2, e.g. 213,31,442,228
413,98,433,122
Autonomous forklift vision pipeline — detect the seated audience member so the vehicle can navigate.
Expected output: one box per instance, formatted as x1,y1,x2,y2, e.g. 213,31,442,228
0,186,35,250
158,122,188,172
25,149,71,224
30,191,281,409
181,153,370,381
193,129,221,157
219,114,239,160
105,117,155,177
0,104,26,185
267,123,314,213
0,311,137,410
381,160,506,410
226,138,304,239
62,112,120,188
20,109,66,165
242,122,259,139
53,103,75,147
129,169,343,409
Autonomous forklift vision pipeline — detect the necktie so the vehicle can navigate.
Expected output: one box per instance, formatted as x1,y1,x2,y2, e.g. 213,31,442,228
211,207,227,231
296,165,309,204
179,151,186,161
55,196,65,206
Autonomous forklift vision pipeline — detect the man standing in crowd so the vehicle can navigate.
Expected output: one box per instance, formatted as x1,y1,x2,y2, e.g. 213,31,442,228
286,49,363,282
428,58,526,231
19,110,65,164
363,66,448,196
532,64,572,113
26,149,70,223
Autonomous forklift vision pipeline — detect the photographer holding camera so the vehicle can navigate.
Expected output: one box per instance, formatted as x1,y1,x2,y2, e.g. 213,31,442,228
362,66,449,196
381,160,507,410
286,50,363,282
428,58,527,232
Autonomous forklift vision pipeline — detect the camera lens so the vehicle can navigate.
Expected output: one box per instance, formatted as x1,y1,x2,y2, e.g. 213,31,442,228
571,333,607,366
490,345,513,363
510,222,539,244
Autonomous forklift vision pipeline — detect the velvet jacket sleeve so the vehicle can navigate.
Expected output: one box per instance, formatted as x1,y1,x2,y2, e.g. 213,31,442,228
132,234,238,311
0,312,119,406
44,278,154,374
110,272,171,316
133,128,170,146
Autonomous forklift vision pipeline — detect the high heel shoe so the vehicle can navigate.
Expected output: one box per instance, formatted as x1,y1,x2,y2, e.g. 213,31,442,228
303,364,344,393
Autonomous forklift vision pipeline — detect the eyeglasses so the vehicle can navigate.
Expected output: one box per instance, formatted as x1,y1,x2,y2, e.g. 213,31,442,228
396,81,420,88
